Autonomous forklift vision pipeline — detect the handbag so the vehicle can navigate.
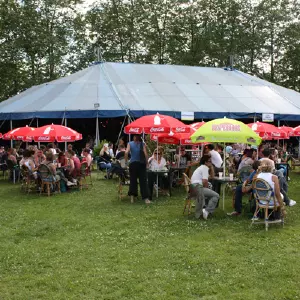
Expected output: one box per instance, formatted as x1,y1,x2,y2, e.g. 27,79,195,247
139,142,146,164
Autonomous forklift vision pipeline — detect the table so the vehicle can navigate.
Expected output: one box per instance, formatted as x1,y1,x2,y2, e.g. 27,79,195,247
275,162,289,181
213,176,239,210
147,169,172,198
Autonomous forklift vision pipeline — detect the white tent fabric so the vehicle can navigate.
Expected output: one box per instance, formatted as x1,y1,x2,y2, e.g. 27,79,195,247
1,62,300,120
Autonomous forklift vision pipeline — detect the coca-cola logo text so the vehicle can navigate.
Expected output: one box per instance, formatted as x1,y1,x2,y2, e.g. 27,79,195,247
175,127,187,133
38,136,50,141
150,127,164,133
61,136,71,140
129,128,140,133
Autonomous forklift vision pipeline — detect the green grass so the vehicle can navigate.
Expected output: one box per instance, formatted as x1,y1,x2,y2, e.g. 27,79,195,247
1,171,300,299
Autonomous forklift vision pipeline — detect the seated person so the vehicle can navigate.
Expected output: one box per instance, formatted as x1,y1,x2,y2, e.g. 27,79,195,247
207,144,223,173
20,149,38,179
254,159,286,218
227,160,260,216
237,149,254,171
57,152,68,167
190,155,220,220
106,145,128,179
68,150,81,180
82,148,93,167
98,144,112,170
7,148,18,165
148,149,169,200
175,146,191,168
34,149,46,167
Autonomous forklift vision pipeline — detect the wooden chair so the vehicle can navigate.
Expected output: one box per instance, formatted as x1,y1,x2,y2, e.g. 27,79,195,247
20,165,36,193
117,158,130,200
38,164,61,196
251,178,284,231
79,161,90,190
182,173,193,215
290,156,300,170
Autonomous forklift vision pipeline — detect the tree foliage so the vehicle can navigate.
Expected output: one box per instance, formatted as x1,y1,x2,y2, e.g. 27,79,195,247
1,0,300,102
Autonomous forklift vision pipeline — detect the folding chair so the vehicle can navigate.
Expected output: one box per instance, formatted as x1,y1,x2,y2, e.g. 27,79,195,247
38,164,61,196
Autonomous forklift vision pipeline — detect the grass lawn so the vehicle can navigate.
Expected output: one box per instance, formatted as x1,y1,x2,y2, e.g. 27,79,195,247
1,171,300,299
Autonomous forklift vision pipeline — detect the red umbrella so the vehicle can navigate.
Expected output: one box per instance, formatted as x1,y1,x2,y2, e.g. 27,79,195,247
32,124,82,142
247,122,287,140
190,122,205,130
151,128,200,145
124,113,190,134
293,125,300,136
278,126,294,137
3,126,35,142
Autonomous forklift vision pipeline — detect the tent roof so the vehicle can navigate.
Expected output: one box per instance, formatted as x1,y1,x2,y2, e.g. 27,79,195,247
1,62,300,120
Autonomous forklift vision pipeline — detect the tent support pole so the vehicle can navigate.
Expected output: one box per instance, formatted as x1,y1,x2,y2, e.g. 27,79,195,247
10,120,13,148
65,119,67,152
95,116,99,146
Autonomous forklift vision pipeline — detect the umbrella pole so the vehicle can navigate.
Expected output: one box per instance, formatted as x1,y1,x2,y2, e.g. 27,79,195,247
223,143,226,177
37,119,40,148
64,119,67,152
156,138,158,198
95,116,99,146
10,120,13,148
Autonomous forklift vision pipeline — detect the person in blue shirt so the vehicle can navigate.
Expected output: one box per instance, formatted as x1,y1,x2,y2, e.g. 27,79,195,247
227,160,261,216
125,135,151,204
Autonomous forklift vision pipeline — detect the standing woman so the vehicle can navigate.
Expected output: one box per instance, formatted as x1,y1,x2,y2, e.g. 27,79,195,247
125,135,151,204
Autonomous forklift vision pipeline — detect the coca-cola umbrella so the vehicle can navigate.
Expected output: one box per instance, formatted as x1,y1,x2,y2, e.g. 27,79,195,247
0,133,2,139
2,125,35,142
124,113,191,134
151,126,202,145
292,125,300,136
278,126,294,137
247,122,287,140
32,124,82,142
190,122,205,130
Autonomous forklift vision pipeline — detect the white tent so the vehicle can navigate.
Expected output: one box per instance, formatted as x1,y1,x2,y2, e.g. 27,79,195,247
1,62,300,121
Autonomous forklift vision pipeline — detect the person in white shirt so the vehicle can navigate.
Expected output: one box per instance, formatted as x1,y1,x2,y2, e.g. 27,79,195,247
207,144,223,170
190,155,220,220
148,148,168,200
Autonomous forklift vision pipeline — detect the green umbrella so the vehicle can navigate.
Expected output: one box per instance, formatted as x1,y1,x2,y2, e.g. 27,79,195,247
190,117,262,145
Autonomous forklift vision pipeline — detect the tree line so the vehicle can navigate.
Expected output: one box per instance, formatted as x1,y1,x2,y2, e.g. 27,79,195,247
1,0,300,102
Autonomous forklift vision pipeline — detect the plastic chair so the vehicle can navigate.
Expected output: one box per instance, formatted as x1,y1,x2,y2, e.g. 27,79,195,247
251,178,284,231
38,164,61,196
6,159,20,184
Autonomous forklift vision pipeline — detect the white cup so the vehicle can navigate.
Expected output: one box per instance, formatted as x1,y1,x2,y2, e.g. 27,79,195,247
219,172,223,179
277,158,281,163
58,163,61,167
229,173,234,181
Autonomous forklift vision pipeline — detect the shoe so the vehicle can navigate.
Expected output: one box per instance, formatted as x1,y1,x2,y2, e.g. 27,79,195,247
145,199,152,204
67,181,74,186
227,211,241,216
202,209,209,220
251,216,259,221
289,199,297,207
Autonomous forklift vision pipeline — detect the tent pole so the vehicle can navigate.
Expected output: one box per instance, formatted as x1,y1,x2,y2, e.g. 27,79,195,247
95,116,99,146
65,119,67,152
37,118,40,148
10,120,13,148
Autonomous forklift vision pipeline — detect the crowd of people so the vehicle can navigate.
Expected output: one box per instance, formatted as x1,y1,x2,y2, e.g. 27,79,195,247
0,136,297,222
0,143,93,191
